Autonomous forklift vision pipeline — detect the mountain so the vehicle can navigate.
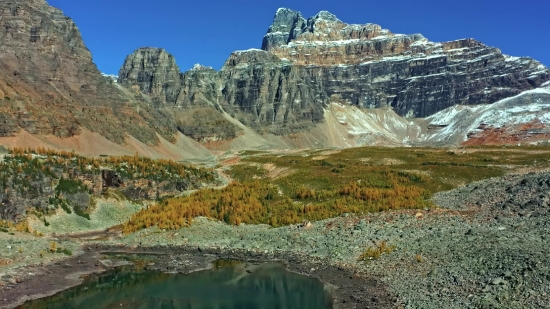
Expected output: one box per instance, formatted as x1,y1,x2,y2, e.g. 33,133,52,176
0,2,549,159
0,0,180,143
0,0,215,162
118,8,549,147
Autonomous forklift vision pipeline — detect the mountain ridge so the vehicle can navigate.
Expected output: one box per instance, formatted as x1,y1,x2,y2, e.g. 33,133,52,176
0,2,549,160
118,7,548,144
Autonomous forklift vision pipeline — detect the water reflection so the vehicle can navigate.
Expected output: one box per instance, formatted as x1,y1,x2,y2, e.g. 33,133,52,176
19,260,333,309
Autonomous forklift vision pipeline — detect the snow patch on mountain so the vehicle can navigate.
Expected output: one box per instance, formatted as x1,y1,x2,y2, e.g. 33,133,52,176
101,73,118,82
424,87,550,143
190,63,213,71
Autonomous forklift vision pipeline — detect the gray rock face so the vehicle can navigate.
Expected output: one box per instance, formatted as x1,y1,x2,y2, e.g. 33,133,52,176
261,9,549,118
118,48,183,106
119,8,549,139
0,0,179,145
119,48,240,141
218,50,325,134
261,8,307,50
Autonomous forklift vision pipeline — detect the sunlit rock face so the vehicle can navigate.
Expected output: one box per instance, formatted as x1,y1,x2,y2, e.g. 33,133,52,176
261,8,549,118
119,8,549,138
0,0,548,146
0,0,179,144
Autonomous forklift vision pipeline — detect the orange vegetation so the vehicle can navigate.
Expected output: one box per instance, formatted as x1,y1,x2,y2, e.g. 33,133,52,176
8,147,214,182
123,170,432,234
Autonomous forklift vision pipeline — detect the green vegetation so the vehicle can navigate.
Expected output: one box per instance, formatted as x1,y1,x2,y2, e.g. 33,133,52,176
229,146,550,193
56,177,89,195
0,147,218,223
124,145,550,234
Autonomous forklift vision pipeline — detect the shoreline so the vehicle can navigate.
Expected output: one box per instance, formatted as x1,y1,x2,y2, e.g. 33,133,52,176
0,244,398,309
4,171,550,308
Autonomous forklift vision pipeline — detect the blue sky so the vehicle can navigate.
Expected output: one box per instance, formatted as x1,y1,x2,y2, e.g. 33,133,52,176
48,0,549,75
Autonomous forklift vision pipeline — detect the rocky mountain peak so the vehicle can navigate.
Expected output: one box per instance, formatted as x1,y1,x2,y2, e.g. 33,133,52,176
262,8,392,54
0,0,179,145
271,8,304,29
312,10,341,23
115,6,548,145
121,47,176,70
118,47,183,104
261,8,306,50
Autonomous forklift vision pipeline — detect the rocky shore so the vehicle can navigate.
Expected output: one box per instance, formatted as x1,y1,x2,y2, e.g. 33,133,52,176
2,171,550,308
0,245,396,309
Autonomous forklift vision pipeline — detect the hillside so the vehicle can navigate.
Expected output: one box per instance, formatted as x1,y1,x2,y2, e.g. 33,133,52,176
0,2,548,158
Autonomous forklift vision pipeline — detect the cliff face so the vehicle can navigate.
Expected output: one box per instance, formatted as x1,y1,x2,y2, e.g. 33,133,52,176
261,9,548,118
119,8,549,139
118,48,183,106
0,0,177,145
1,2,547,150
118,48,240,141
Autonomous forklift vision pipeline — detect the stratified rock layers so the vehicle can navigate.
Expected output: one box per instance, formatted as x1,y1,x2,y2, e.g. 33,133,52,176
119,8,549,137
0,2,548,145
0,0,177,144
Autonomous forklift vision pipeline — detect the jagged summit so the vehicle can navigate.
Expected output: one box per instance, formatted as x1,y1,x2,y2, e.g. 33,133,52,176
313,10,341,23
118,47,182,103
262,8,391,51
117,6,548,139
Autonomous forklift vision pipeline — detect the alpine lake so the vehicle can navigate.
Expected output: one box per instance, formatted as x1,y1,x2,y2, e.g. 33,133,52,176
17,256,333,309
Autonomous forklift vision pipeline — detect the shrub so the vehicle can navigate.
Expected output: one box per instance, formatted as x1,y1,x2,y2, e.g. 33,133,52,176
56,177,88,195
358,241,396,261
49,241,57,253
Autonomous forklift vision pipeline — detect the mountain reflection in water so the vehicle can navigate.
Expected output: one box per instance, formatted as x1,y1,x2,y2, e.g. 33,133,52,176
19,260,333,309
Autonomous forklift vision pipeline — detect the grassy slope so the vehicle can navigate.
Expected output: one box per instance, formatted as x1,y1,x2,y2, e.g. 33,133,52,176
233,146,550,193
124,145,550,233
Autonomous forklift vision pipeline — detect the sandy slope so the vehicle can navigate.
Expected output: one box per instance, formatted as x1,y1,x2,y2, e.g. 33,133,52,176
1,87,549,159
0,129,216,163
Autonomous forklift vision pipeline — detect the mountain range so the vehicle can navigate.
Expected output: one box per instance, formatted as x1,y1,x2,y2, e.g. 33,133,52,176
0,0,548,161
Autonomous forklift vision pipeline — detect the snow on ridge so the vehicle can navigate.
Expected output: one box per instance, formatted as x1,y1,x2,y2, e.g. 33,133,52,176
101,73,118,82
286,39,361,47
410,39,431,47
265,31,286,36
234,48,265,54
427,105,486,126
275,7,299,15
191,63,213,71
424,86,550,142
321,86,550,146
504,55,520,62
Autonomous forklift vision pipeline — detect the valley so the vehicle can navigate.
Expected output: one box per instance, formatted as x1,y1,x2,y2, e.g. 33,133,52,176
0,0,549,308
2,146,550,308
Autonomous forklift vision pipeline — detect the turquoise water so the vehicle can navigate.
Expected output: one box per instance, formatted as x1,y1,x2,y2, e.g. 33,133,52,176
19,260,333,309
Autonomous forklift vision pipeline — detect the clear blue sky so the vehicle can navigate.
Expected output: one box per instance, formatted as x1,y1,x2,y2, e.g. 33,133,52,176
48,0,549,75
